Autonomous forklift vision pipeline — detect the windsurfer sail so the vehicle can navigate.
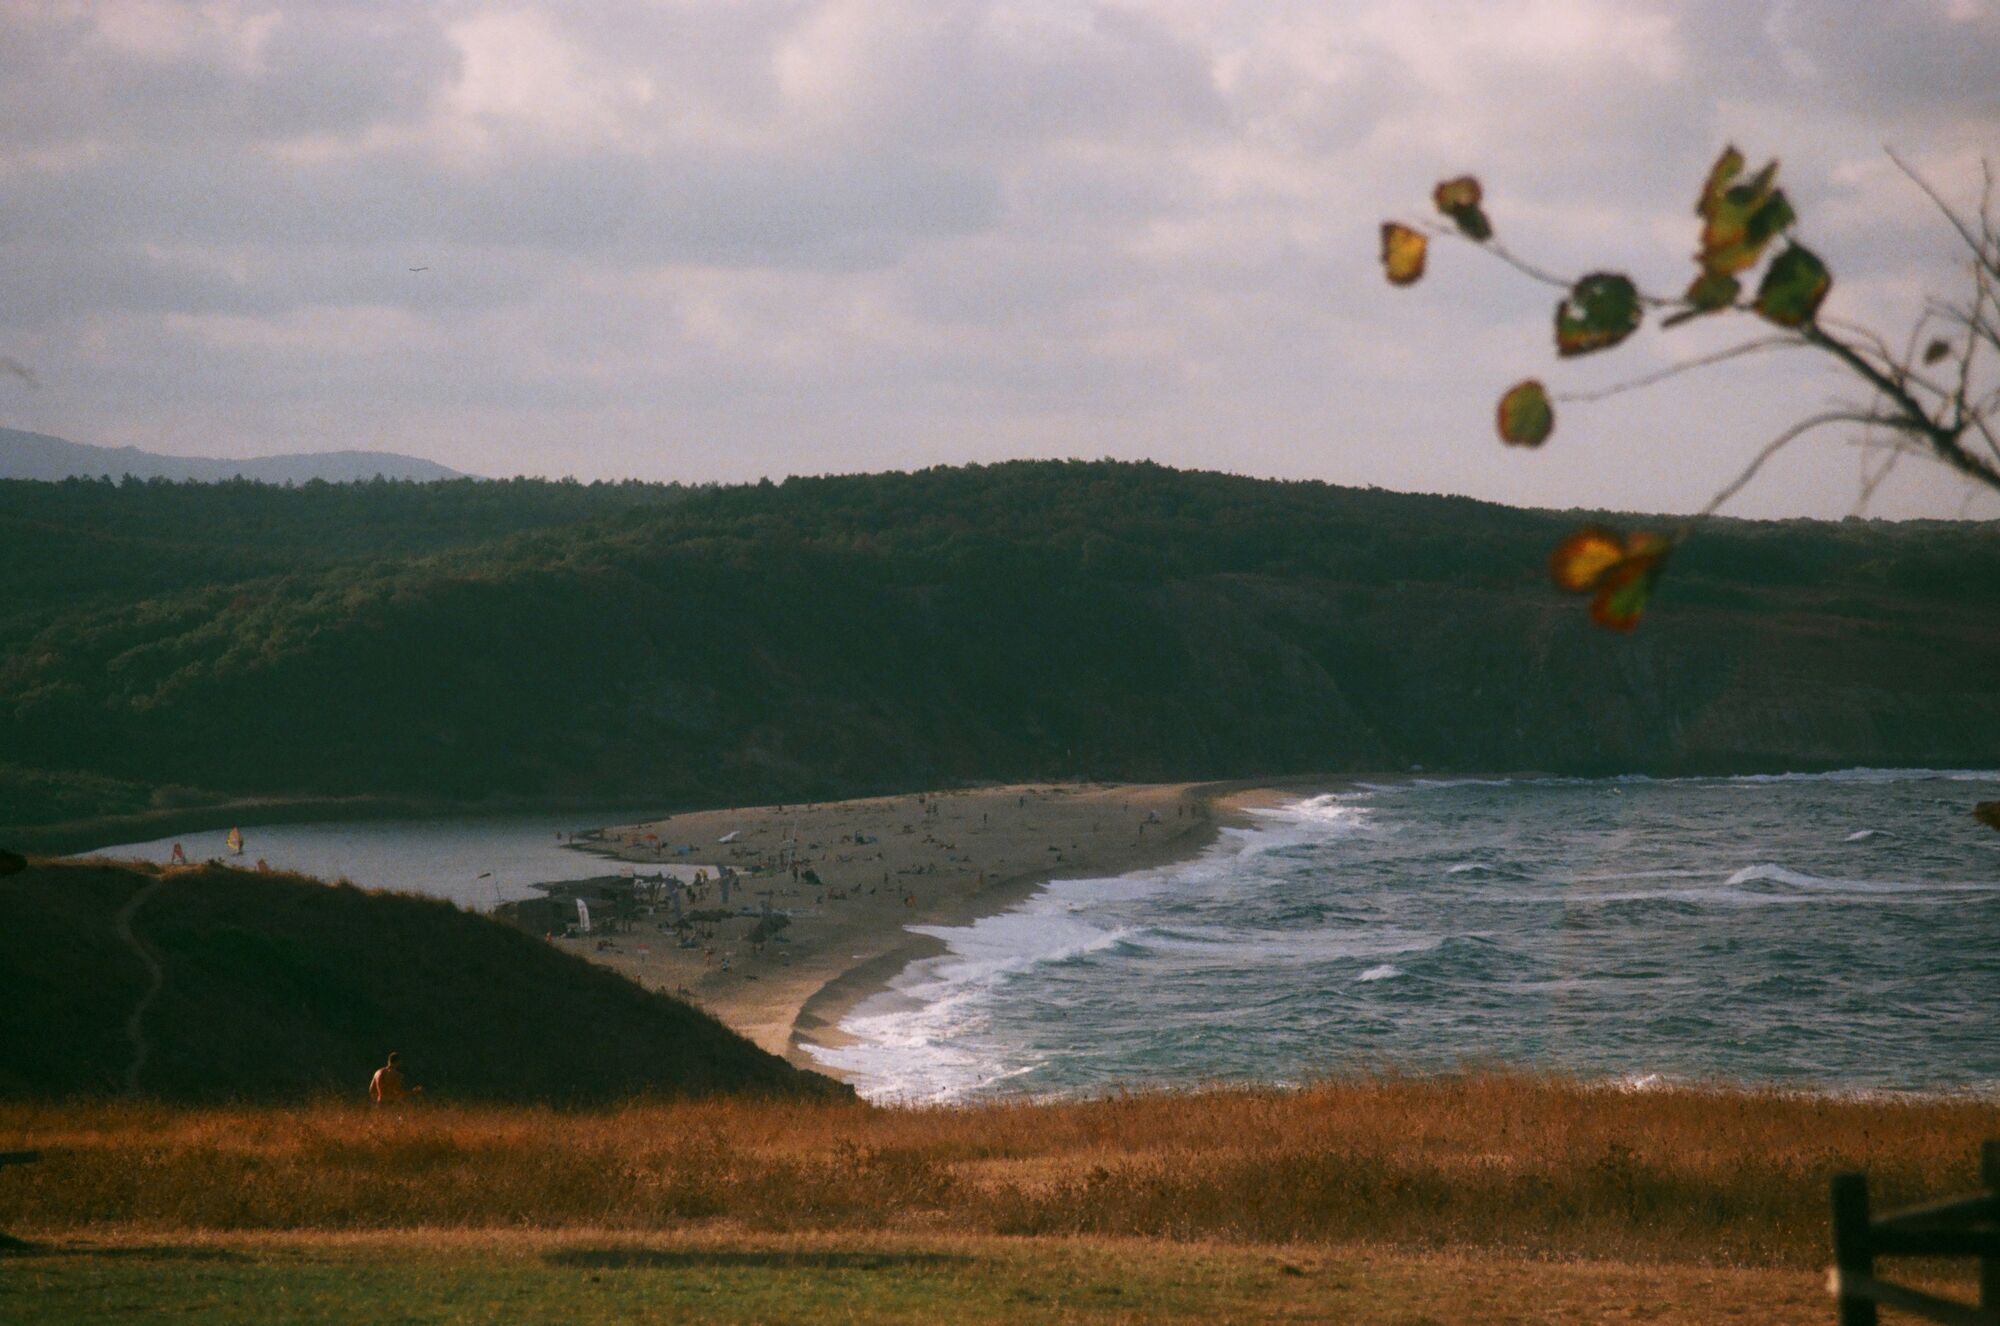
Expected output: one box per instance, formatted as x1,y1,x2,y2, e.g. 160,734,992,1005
226,827,244,856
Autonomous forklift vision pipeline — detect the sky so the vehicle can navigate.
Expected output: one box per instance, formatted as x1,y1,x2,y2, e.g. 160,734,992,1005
1,0,1997,518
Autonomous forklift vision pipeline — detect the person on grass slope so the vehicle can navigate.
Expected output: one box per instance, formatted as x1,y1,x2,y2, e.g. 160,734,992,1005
369,1051,423,1105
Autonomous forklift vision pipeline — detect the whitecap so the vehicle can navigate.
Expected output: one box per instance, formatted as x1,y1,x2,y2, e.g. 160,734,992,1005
1720,863,1996,896
1357,963,1402,982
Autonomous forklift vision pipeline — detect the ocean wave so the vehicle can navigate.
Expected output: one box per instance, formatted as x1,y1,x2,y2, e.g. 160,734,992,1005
822,769,2000,1105
1724,863,1923,893
1350,767,1999,798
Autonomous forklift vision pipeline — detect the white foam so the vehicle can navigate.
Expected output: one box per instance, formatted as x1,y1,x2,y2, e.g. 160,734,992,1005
1357,963,1401,982
1358,767,1999,797
1721,863,1997,896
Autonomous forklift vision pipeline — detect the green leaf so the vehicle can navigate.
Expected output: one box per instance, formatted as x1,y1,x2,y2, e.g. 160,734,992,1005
1754,243,1830,327
1661,271,1741,328
1380,222,1428,286
1432,176,1492,241
1496,379,1554,447
1555,272,1642,357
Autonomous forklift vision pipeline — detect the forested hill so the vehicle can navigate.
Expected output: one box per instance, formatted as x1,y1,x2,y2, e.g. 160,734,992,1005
3,461,1997,840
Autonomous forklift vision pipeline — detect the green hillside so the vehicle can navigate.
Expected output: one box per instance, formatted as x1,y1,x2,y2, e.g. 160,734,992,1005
0,858,845,1103
3,461,1997,842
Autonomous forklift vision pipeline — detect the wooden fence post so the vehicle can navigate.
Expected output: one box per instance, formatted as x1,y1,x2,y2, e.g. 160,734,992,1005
1982,1140,1999,1313
1832,1171,1878,1326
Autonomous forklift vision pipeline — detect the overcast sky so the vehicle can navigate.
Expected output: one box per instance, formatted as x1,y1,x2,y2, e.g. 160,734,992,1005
2,0,1996,518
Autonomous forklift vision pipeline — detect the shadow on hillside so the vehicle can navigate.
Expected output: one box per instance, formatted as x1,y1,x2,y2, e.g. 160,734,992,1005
8,1243,248,1262
546,1248,970,1272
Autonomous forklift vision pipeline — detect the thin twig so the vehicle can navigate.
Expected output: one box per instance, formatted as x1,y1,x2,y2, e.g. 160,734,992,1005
1552,336,1802,404
1888,147,1995,278
1694,410,1883,521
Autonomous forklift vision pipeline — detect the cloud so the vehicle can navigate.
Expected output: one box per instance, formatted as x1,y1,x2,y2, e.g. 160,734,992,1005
0,0,1994,518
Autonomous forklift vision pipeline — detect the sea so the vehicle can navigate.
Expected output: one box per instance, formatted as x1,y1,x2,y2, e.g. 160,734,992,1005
805,770,2000,1104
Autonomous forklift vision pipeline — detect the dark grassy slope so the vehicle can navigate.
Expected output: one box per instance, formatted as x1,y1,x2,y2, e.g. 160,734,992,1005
0,859,845,1103
3,462,1997,838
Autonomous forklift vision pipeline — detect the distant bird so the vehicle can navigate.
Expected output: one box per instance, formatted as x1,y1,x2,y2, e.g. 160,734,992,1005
0,356,37,389
477,871,493,879
408,266,430,272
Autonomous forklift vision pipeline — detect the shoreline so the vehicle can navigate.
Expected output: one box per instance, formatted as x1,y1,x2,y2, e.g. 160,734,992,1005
786,780,1303,1066
573,779,1315,1073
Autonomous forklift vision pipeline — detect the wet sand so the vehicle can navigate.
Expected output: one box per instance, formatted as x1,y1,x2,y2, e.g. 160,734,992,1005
556,782,1290,1070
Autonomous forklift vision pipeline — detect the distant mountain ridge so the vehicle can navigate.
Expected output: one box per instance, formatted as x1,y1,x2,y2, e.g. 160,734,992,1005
0,426,466,483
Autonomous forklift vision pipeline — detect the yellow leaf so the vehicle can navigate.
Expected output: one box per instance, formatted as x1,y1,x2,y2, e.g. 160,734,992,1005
1548,528,1626,593
1381,222,1427,286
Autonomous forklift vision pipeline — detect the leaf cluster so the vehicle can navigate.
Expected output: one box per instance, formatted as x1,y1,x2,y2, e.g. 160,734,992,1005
1382,147,2000,630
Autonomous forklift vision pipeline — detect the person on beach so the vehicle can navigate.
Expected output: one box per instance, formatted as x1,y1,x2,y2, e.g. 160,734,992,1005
369,1052,422,1105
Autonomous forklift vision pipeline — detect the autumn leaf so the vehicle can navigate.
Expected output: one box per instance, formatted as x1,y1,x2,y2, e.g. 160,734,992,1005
1754,243,1831,328
1548,528,1627,592
1696,146,1745,218
1497,380,1554,447
1381,222,1428,285
1555,272,1642,357
1697,148,1794,276
1662,271,1741,328
1433,176,1492,241
1589,546,1669,632
1550,528,1672,631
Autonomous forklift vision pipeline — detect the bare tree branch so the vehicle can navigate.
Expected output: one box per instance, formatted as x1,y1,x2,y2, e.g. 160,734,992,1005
1552,336,1803,404
1696,410,1884,520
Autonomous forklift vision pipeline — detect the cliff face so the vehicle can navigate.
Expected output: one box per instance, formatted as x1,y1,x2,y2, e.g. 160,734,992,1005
1,461,1995,836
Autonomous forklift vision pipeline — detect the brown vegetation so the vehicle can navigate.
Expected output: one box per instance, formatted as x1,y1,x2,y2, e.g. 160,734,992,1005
6,1074,1993,1269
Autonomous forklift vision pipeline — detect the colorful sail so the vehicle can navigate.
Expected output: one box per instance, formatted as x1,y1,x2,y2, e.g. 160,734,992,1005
226,827,244,855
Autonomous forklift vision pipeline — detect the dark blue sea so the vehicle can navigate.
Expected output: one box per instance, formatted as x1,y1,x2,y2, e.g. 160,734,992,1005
807,770,2000,1103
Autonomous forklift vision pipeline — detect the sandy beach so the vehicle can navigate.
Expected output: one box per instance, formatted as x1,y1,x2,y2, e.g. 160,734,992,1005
551,782,1288,1069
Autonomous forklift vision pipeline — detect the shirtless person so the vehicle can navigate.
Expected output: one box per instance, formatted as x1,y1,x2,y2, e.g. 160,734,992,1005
368,1052,422,1104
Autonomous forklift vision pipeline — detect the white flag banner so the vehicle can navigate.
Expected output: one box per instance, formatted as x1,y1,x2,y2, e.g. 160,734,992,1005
576,898,592,933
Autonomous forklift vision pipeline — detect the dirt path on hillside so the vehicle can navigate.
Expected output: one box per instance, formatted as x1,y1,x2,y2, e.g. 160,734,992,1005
112,876,166,1095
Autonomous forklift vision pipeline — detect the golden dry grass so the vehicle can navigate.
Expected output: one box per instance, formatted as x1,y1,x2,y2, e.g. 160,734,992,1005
5,1073,1994,1269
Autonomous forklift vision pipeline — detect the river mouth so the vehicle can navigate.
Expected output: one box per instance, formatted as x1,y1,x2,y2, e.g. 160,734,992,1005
77,807,667,912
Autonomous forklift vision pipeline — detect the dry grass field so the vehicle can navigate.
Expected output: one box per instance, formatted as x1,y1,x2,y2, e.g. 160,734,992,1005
4,1073,1993,1322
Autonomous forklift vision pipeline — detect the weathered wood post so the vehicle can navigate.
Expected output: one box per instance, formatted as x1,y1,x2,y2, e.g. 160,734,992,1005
1983,1140,2000,1313
1832,1171,1878,1326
